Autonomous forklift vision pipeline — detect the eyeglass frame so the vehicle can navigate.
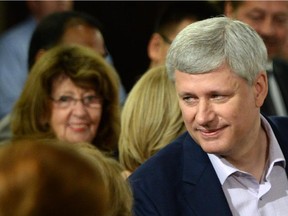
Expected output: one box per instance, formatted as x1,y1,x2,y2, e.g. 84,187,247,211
50,95,103,109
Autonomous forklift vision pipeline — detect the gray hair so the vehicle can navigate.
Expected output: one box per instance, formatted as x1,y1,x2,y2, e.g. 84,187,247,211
166,16,267,85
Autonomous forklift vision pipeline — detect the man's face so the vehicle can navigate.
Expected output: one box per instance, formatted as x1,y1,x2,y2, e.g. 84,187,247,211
175,64,267,162
226,1,288,59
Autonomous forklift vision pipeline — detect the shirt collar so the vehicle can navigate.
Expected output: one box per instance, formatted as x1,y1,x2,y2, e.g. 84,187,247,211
208,115,286,185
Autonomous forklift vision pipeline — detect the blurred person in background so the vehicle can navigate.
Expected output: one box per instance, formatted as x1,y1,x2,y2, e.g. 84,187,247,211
0,0,74,120
0,10,126,143
28,11,126,106
74,142,133,216
119,66,186,176
11,45,120,156
225,0,288,116
147,1,220,69
0,138,109,216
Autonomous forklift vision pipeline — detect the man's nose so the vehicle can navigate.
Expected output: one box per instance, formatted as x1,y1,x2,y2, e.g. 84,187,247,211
195,100,215,125
258,18,275,37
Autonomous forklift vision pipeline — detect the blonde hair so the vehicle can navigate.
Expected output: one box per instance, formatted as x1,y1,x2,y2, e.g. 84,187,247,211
74,142,133,216
11,44,120,153
119,66,186,172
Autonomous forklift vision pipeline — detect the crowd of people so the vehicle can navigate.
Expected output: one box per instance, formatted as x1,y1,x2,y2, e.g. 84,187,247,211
0,1,288,215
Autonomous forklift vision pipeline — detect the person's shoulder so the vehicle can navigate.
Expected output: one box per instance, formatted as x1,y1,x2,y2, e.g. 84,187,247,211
128,132,189,212
266,116,288,142
0,17,36,55
0,17,36,43
273,57,288,65
267,116,288,157
268,116,288,127
273,57,288,72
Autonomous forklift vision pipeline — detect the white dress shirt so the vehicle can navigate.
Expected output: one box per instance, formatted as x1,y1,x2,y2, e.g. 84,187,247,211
208,115,288,216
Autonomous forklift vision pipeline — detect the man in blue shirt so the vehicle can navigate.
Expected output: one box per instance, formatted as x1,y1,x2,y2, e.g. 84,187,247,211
0,1,73,119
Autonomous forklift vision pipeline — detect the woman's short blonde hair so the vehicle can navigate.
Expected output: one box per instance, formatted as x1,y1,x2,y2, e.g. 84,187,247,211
119,66,186,172
11,44,120,153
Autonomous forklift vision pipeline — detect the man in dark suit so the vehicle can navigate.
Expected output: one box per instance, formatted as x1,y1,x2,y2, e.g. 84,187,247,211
129,17,288,216
225,1,288,116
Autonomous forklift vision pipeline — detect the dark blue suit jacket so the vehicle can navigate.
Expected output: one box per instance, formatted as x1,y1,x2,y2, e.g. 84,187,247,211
129,116,288,216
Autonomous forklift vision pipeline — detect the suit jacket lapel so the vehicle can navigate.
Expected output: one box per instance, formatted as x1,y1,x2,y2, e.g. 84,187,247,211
179,117,288,215
266,116,288,175
181,134,233,216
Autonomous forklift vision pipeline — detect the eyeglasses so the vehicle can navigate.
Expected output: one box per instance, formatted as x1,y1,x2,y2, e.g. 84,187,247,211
158,33,172,45
50,95,102,109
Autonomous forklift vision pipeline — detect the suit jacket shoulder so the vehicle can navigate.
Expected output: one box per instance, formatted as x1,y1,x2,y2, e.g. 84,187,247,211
129,117,288,216
129,132,232,216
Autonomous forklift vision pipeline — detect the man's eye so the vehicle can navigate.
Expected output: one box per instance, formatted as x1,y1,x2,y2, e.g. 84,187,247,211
183,96,192,102
212,95,223,99
247,13,263,22
274,15,288,25
183,96,196,104
211,95,228,102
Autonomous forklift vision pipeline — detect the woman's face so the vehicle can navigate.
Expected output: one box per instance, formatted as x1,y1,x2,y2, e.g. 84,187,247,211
49,75,102,143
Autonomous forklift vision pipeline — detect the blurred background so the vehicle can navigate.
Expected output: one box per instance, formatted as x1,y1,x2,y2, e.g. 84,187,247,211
0,1,222,92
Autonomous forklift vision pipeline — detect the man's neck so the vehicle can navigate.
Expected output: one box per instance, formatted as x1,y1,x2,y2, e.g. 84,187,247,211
227,125,269,182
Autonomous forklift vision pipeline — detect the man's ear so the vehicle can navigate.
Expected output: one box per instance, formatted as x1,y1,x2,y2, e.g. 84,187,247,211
254,72,268,108
147,33,163,67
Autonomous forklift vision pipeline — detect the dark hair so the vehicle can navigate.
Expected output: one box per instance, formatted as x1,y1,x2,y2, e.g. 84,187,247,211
28,11,103,69
154,1,221,35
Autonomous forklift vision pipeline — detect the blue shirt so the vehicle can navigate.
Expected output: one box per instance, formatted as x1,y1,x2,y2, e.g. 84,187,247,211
0,17,36,119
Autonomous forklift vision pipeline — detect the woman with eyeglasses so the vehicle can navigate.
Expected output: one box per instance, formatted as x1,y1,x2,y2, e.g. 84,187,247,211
10,44,120,155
